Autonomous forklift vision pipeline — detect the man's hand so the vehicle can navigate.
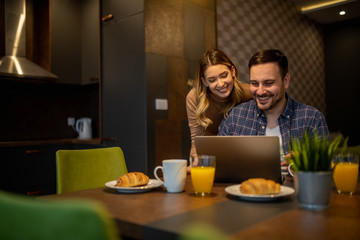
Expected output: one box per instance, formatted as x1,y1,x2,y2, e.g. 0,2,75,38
281,160,288,167
281,152,294,166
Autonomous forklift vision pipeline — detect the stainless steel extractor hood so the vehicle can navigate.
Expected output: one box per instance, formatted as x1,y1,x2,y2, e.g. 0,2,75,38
0,0,58,80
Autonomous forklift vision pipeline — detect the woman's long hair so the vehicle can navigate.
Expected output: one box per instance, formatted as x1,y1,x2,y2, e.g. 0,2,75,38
194,49,244,128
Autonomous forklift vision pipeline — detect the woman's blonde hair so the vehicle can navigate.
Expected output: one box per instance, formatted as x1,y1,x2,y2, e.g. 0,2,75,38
194,49,244,128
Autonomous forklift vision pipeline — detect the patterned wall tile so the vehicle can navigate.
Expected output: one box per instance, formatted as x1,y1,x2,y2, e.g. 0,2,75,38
217,0,326,114
145,0,184,57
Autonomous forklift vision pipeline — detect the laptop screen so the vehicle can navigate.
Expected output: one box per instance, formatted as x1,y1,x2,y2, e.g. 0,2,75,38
195,136,282,183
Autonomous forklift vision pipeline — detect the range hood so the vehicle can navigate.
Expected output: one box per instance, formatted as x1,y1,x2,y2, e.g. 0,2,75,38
0,0,58,80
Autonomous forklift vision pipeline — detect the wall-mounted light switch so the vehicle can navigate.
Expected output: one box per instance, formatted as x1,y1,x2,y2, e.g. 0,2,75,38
155,99,168,110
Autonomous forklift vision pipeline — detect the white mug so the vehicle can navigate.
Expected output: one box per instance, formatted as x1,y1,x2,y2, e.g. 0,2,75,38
288,163,295,177
154,159,187,193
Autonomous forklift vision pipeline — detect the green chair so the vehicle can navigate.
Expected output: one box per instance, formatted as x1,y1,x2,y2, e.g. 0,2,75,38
56,147,128,194
179,222,232,240
0,190,120,240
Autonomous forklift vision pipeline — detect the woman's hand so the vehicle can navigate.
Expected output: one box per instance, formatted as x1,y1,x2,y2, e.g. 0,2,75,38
187,154,198,173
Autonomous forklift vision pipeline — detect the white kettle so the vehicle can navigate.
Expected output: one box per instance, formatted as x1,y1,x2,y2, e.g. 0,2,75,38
75,118,92,139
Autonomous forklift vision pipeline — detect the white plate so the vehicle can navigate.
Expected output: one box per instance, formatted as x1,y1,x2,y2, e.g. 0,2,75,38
105,179,163,193
225,184,295,201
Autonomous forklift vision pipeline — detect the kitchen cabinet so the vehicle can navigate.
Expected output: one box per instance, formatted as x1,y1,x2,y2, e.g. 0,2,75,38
101,0,147,173
0,144,101,195
0,145,61,195
51,0,100,85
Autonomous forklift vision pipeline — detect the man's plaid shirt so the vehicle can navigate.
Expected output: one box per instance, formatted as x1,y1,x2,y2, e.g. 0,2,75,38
218,94,329,154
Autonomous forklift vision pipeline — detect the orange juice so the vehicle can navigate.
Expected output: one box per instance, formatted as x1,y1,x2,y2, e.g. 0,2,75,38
331,161,335,169
333,162,359,194
191,166,215,194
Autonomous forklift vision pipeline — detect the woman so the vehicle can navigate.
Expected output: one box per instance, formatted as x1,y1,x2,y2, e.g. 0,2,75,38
186,49,253,164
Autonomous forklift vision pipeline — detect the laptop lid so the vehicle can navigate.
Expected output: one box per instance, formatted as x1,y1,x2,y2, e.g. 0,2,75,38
195,136,282,183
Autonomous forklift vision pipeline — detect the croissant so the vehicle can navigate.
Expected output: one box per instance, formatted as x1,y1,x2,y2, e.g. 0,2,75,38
240,178,281,194
115,172,149,187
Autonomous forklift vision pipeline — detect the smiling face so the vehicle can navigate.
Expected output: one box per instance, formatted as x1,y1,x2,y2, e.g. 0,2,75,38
249,62,290,115
202,64,235,99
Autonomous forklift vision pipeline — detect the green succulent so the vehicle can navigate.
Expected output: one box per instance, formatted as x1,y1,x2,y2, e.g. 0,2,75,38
286,132,348,172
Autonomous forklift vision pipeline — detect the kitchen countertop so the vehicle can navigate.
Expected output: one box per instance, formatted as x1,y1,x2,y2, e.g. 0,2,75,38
0,138,102,147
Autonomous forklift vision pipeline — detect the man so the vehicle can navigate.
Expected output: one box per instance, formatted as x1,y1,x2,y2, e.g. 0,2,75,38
218,49,329,165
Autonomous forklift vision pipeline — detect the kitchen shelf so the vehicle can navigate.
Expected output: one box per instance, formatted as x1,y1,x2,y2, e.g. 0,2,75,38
0,138,102,148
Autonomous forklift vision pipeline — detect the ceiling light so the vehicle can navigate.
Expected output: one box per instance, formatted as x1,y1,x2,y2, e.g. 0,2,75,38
339,10,346,15
301,0,351,13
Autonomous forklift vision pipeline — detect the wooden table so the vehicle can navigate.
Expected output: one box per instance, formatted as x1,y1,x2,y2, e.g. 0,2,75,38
41,176,360,240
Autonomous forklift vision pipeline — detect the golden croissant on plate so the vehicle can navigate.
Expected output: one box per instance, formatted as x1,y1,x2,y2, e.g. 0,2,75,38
115,172,149,187
240,178,281,194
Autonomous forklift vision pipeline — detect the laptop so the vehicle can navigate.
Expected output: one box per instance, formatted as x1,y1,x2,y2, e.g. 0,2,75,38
195,136,282,183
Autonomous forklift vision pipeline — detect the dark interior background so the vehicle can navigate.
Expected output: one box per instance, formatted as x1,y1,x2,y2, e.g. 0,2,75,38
0,80,99,141
0,0,359,170
324,18,360,146
0,0,359,196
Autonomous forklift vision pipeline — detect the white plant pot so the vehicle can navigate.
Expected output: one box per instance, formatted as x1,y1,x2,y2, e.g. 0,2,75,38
294,171,333,211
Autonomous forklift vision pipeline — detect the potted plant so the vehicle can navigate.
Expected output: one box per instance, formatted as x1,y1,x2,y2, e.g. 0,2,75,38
286,132,347,211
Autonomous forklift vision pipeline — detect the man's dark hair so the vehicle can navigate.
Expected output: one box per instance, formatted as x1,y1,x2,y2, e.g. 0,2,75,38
248,49,288,78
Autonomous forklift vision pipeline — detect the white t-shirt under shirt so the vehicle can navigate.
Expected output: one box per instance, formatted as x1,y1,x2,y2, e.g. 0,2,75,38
265,125,284,161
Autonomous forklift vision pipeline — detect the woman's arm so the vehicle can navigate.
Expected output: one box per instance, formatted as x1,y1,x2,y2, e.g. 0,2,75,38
186,88,204,158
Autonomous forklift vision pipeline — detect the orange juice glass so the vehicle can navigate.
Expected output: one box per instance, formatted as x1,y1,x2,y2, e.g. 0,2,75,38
190,155,216,196
333,154,359,195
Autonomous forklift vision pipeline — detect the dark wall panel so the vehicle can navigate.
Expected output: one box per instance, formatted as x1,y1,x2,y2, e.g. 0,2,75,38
145,0,215,168
146,52,168,173
184,1,205,61
101,1,147,173
324,18,360,146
